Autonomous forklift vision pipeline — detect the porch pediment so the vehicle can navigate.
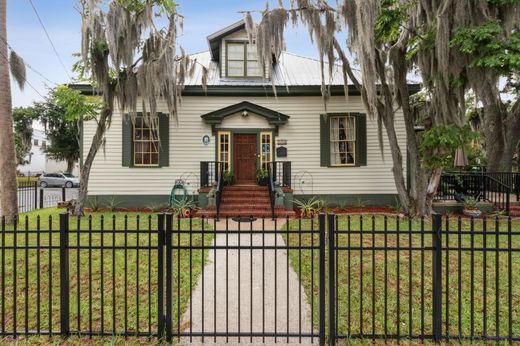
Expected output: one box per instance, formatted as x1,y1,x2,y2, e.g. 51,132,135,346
200,101,290,126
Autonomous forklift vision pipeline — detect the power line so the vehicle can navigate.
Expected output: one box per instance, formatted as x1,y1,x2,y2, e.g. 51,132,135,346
27,0,72,80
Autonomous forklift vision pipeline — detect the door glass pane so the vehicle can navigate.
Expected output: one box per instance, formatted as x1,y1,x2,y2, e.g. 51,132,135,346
218,132,230,172
261,133,272,170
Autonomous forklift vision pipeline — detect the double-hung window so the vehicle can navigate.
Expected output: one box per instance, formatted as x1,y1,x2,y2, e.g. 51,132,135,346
330,115,356,166
133,117,160,167
226,42,263,78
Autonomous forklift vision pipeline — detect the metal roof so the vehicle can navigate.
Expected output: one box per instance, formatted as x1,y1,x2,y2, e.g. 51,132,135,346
186,50,360,87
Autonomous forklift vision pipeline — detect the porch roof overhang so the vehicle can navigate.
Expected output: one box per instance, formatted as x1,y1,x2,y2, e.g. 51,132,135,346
200,101,290,126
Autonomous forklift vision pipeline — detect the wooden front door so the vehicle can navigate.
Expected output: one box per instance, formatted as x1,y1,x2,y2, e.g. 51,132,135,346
234,134,257,184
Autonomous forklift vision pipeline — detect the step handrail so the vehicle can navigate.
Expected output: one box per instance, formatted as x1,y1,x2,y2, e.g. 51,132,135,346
267,163,276,220
215,162,225,220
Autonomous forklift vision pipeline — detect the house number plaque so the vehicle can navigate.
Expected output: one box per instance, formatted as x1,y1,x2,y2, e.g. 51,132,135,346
276,146,287,158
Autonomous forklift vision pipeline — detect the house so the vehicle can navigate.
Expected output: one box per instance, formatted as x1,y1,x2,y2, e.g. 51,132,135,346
18,129,80,176
75,20,418,217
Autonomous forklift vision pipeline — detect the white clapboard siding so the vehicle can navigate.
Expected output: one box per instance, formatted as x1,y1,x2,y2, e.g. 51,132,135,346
82,95,406,196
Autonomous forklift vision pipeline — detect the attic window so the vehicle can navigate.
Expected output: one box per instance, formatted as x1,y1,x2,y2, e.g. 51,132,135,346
226,42,263,78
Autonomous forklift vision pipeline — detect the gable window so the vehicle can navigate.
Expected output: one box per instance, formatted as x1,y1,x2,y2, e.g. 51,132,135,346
133,117,160,167
330,115,356,166
226,42,263,78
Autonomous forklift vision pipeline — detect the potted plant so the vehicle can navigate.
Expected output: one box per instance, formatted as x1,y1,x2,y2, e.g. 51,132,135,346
170,197,197,218
256,168,269,186
223,171,235,186
293,197,322,218
462,196,482,217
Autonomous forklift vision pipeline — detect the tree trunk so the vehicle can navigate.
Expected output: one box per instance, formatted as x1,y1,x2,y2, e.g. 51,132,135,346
390,46,430,216
66,159,75,174
378,104,411,213
425,167,443,214
0,0,18,224
73,108,111,216
502,101,520,172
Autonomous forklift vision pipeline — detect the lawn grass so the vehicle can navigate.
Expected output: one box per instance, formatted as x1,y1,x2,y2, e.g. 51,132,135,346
0,208,213,344
283,215,520,344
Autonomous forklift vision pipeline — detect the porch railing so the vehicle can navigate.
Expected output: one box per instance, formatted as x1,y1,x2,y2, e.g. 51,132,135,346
272,161,292,188
200,161,221,188
436,171,516,213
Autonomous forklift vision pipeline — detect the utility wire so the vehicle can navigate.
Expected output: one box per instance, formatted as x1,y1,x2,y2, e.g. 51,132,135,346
27,0,72,80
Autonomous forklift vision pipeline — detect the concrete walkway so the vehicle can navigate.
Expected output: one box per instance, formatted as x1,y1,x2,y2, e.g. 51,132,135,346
178,219,316,345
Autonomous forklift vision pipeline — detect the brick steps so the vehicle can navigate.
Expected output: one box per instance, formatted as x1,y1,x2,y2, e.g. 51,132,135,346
510,203,520,217
198,209,296,218
198,185,295,219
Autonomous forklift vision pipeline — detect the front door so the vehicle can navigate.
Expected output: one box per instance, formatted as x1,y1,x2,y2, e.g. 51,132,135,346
234,134,257,184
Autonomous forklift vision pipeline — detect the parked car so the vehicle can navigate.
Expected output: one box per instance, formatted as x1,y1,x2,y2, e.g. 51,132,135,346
38,173,80,188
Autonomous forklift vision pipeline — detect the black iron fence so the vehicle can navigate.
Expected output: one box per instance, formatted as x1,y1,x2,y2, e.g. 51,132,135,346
328,213,518,344
0,212,519,344
17,182,77,213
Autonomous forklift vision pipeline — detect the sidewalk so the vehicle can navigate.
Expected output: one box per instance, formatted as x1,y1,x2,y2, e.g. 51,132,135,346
178,219,316,345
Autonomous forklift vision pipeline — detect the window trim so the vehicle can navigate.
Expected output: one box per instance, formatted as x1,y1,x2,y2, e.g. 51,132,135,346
225,41,264,78
132,117,160,167
217,131,231,172
329,115,357,167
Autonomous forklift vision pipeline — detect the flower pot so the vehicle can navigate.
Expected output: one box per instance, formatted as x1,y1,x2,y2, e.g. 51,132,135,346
257,177,268,186
463,208,482,218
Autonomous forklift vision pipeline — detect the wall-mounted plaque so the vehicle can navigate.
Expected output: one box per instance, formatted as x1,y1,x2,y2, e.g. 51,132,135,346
276,146,287,158
277,139,287,146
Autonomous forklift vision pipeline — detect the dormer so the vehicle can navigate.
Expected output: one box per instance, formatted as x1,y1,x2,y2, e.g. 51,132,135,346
207,20,270,80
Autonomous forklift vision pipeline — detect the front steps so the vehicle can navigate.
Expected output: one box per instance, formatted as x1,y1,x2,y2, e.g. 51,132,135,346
510,202,520,217
198,185,295,219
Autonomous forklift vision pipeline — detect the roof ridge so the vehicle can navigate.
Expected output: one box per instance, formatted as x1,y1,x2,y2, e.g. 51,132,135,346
281,51,361,71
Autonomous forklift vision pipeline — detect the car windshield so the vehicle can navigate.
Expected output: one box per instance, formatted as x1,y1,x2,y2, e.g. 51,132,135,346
63,173,75,178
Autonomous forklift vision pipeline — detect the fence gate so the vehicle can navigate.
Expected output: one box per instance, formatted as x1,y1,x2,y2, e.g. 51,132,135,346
159,215,326,344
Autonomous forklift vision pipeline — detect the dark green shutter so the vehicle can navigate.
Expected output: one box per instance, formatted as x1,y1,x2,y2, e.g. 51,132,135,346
356,113,367,167
122,115,133,167
158,113,170,167
320,114,330,167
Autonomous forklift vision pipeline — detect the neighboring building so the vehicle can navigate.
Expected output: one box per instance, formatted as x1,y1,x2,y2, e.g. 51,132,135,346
76,20,418,216
18,129,79,176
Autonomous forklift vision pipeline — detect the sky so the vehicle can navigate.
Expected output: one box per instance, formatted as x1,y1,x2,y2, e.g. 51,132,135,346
6,0,323,107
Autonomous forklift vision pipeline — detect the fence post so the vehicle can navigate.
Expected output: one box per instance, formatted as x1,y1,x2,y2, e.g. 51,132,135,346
59,213,70,337
318,213,326,346
39,189,44,209
33,182,38,210
328,213,336,346
157,214,165,339
432,213,442,342
62,187,66,202
165,213,173,342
